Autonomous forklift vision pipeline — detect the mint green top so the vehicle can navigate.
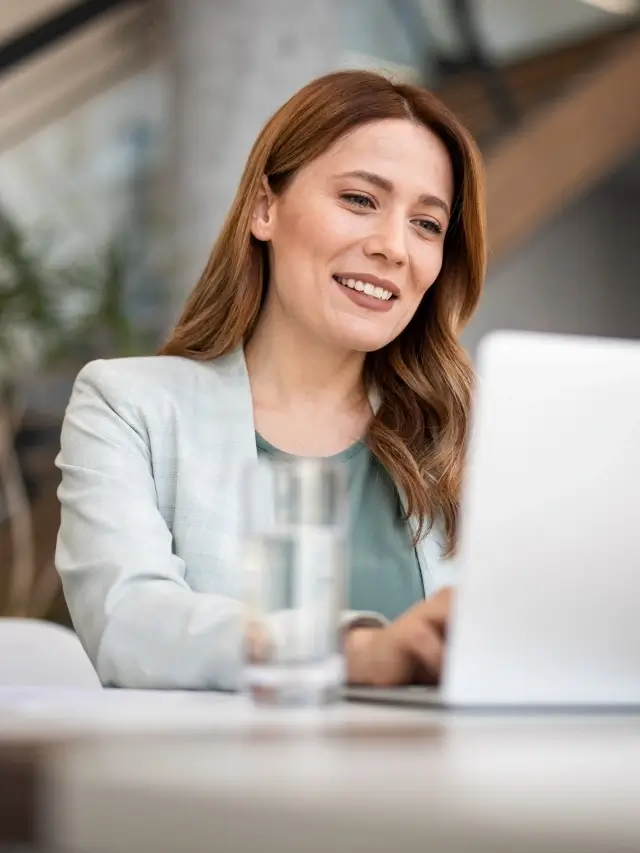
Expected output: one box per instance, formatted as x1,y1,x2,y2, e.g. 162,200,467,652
255,433,424,621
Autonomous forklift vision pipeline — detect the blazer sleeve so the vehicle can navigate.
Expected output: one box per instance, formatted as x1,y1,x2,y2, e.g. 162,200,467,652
55,361,384,691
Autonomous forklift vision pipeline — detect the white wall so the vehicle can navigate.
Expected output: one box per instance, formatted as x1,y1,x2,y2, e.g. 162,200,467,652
342,0,422,70
0,68,168,264
170,0,343,300
462,169,640,357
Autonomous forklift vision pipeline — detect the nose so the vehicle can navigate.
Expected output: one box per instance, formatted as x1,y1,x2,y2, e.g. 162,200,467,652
362,212,407,267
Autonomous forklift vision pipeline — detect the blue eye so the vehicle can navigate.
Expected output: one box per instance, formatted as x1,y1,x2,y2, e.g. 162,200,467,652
341,193,374,208
415,219,443,236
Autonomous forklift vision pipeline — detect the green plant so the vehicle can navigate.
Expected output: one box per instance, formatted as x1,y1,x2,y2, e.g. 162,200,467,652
59,236,158,362
0,208,160,617
1,211,156,377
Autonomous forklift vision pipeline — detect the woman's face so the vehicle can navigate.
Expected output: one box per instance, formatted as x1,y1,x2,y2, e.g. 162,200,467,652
251,118,454,353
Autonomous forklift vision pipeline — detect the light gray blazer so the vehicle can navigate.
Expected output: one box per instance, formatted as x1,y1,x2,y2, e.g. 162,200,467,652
55,348,454,690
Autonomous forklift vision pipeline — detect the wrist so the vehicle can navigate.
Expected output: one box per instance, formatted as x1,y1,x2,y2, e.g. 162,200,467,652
344,626,381,685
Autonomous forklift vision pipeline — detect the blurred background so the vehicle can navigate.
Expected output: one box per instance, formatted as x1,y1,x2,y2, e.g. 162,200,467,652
0,0,638,626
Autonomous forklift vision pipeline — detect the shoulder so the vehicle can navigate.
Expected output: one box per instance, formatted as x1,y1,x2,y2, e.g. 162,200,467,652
67,349,252,442
73,349,247,407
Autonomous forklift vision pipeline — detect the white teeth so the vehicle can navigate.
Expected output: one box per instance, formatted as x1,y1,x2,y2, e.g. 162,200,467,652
335,276,394,301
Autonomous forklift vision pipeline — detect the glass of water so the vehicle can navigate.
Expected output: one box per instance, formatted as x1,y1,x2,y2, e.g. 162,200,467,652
241,457,347,706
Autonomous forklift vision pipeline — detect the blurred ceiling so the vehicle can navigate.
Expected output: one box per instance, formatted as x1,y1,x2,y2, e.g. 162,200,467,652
482,27,640,259
0,0,68,43
419,0,639,62
407,1,640,259
0,0,160,153
0,0,637,260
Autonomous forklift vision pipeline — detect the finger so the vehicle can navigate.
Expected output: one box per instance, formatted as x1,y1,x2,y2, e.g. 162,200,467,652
403,624,445,683
429,585,453,613
415,589,452,636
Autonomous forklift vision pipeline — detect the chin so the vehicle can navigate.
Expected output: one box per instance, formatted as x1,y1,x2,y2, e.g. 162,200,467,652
345,337,391,354
330,326,395,354
333,314,403,353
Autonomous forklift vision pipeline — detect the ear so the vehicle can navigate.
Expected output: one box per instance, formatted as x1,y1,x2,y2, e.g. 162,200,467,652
250,176,276,242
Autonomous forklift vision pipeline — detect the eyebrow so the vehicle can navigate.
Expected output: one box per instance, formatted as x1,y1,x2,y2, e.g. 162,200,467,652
336,170,451,217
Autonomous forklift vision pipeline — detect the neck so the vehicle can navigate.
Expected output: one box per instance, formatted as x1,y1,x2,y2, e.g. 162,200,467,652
245,312,367,414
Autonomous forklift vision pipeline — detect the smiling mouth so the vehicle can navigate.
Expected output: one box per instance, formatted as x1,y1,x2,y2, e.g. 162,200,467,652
333,275,397,302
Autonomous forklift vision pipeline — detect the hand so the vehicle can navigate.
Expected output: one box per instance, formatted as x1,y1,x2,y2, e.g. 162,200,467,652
345,587,452,687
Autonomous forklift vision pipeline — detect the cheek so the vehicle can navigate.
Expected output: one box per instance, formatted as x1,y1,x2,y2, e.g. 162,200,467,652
281,201,359,271
412,244,445,297
280,204,329,261
268,204,339,310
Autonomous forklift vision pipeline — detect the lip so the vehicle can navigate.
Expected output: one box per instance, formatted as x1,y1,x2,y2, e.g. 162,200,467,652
333,273,400,298
333,275,395,313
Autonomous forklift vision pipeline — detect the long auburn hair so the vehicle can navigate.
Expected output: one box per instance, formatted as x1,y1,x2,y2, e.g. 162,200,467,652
160,70,486,555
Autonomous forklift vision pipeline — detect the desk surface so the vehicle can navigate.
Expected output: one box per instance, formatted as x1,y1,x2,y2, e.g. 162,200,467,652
2,689,640,853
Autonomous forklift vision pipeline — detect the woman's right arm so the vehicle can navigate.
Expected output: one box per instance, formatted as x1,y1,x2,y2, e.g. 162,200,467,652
55,361,245,690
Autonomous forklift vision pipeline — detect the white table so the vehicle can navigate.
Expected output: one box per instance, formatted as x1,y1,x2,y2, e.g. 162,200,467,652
1,689,638,853
0,687,431,737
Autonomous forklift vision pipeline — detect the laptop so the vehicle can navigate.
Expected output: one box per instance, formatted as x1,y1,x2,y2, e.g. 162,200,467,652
347,331,640,709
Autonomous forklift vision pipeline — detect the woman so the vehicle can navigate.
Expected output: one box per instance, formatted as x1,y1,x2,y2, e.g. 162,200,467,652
55,70,486,690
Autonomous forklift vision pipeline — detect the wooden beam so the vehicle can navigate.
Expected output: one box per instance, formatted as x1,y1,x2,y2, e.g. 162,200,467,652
485,29,640,262
438,26,634,141
0,0,70,44
0,2,160,153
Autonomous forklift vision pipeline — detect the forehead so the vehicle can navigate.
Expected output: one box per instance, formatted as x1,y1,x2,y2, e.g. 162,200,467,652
301,118,454,201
